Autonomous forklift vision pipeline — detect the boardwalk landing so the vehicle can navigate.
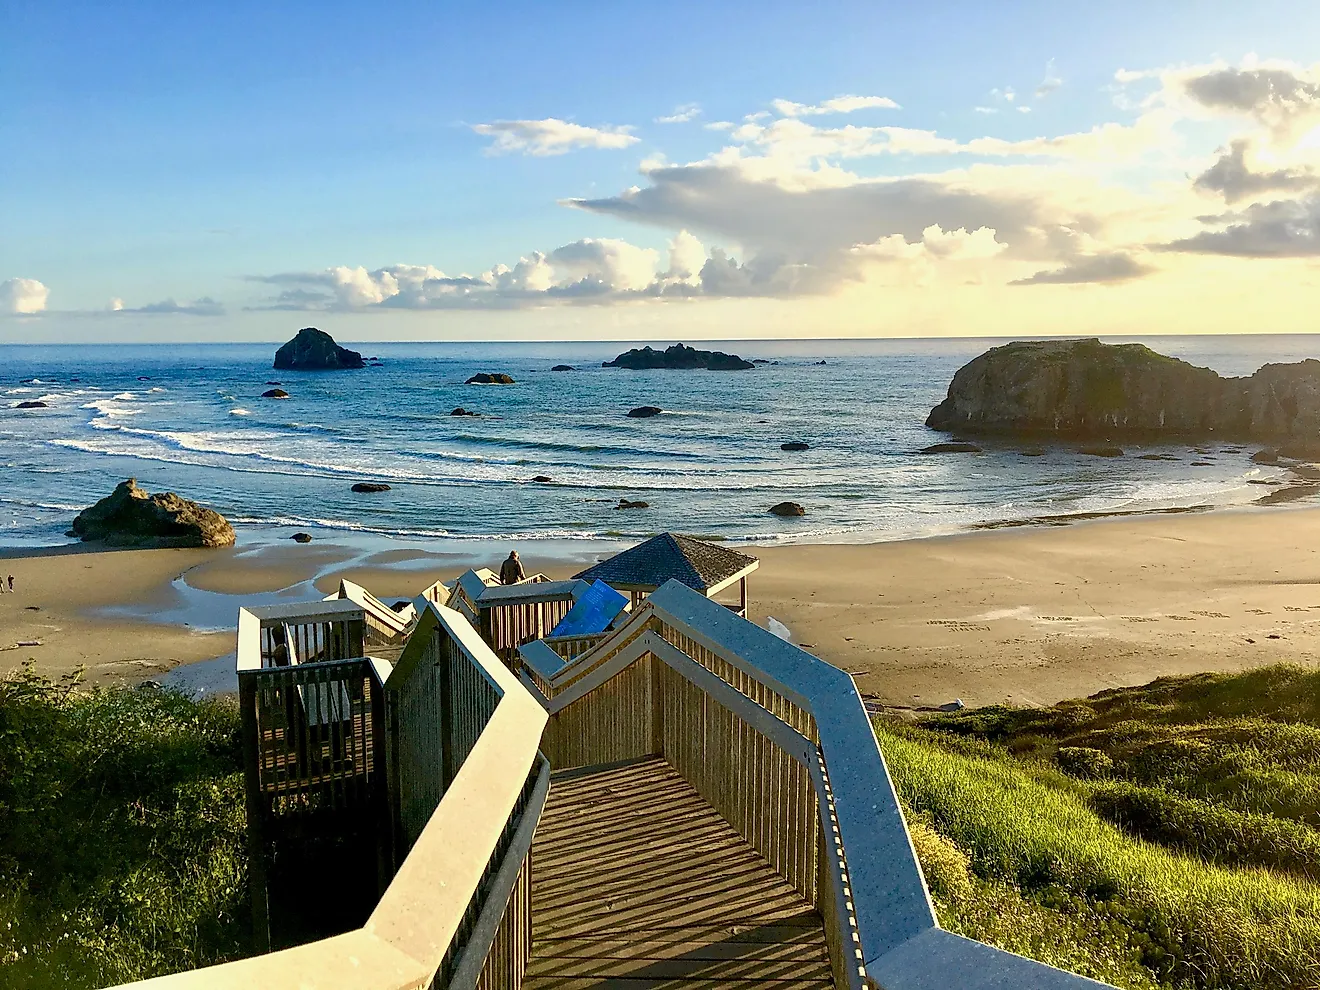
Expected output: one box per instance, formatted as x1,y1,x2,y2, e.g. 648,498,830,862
526,757,833,989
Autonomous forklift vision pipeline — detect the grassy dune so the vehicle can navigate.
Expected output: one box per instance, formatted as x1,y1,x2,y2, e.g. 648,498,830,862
0,666,250,989
880,664,1320,990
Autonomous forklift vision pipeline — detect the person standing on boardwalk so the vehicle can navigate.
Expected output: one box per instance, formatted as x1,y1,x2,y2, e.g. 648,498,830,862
499,550,525,585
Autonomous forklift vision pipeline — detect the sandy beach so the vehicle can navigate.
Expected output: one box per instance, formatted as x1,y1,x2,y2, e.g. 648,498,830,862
5,505,1320,706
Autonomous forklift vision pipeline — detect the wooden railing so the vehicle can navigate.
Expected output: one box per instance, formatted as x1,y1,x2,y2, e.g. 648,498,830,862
519,581,1110,990
124,598,549,990
445,570,588,667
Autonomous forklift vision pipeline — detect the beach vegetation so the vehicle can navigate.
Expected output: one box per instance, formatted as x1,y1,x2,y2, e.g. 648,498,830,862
880,663,1320,990
0,664,251,989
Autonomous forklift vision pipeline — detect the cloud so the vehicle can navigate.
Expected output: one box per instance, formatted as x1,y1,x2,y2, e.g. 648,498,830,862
1193,139,1317,203
471,118,639,156
248,232,722,309
1,278,48,315
116,297,226,316
772,95,900,117
1010,252,1155,285
1160,196,1320,256
1123,59,1320,145
1035,59,1063,99
656,103,701,124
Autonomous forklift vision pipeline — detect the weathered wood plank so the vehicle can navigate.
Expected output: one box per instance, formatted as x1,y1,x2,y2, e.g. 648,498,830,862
526,757,829,990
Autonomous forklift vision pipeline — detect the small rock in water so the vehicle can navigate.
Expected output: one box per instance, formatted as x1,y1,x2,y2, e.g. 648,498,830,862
627,406,663,418
532,475,553,483
450,407,479,416
1018,447,1046,457
290,532,313,543
1078,445,1124,457
262,388,290,399
814,360,827,365
1137,453,1180,461
15,400,48,409
351,482,391,493
265,380,282,385
920,442,982,454
551,364,575,371
781,441,810,451
769,501,806,517
1251,448,1280,464
466,372,516,385
615,499,650,510
1191,460,1214,466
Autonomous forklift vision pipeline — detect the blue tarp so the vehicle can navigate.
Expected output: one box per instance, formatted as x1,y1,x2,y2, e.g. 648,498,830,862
548,579,629,638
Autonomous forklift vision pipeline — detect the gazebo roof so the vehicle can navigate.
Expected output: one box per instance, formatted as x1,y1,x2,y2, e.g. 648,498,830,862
573,533,758,594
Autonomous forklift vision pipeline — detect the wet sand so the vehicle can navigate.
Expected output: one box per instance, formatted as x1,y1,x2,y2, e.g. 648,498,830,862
6,506,1320,706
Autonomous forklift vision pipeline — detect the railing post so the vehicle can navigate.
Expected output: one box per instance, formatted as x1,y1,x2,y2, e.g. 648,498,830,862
239,671,270,953
370,662,394,895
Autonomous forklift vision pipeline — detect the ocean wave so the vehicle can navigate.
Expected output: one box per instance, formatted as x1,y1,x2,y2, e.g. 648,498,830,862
147,387,167,393
230,408,251,416
0,494,87,512
112,392,137,401
228,514,650,542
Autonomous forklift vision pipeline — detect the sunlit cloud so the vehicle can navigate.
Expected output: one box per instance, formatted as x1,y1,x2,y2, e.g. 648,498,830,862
0,278,49,315
471,118,639,156
772,95,900,117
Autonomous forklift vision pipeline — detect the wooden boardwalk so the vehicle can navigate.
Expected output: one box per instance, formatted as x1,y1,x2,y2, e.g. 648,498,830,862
525,757,832,990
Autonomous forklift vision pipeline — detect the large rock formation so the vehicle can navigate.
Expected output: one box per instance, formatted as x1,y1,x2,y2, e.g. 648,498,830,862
604,343,754,371
926,339,1320,440
70,479,235,548
273,328,365,370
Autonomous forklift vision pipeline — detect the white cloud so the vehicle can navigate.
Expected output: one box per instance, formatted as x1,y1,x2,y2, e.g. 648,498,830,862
1035,59,1063,99
471,118,639,156
1,278,48,315
656,103,701,124
1122,58,1320,146
772,95,900,117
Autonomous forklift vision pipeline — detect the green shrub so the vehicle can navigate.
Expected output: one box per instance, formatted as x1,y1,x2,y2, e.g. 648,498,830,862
1090,782,1320,880
0,665,251,988
1057,746,1115,779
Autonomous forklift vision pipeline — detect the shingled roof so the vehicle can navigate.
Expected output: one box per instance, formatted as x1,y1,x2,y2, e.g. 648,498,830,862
573,533,758,593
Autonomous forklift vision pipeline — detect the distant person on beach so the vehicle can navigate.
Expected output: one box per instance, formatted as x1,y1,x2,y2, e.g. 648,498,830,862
6,575,12,593
500,550,525,585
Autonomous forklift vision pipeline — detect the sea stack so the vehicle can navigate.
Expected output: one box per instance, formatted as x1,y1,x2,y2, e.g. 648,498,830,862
604,343,754,371
69,479,235,549
273,327,365,370
927,338,1320,441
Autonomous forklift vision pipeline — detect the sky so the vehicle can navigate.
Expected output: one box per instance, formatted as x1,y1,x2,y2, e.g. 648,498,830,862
6,0,1320,343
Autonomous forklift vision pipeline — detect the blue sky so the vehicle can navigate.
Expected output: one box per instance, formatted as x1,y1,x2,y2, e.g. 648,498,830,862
6,1,1320,340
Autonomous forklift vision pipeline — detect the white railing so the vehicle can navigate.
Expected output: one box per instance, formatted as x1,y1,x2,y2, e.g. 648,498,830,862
519,580,1112,990
118,599,549,990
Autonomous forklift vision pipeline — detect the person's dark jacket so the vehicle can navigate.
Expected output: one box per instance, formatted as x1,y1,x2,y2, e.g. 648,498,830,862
500,555,525,585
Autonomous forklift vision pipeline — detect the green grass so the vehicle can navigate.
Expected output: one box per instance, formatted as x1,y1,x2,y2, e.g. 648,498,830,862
882,663,1320,990
0,664,251,989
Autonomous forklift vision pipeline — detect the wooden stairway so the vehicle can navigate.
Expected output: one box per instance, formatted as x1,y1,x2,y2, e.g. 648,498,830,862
525,757,833,989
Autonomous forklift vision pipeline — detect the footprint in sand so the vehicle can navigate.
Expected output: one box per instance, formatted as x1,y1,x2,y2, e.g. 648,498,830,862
1167,615,1196,621
1285,606,1309,612
1191,610,1230,618
1122,616,1159,622
1038,615,1077,622
927,620,992,632
1247,608,1271,614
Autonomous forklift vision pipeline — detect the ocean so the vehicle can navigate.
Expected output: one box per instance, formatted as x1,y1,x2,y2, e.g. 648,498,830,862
2,335,1315,553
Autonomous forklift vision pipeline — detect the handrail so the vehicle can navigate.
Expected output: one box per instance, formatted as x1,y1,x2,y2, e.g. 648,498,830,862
530,579,1111,990
327,578,411,636
121,598,549,990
